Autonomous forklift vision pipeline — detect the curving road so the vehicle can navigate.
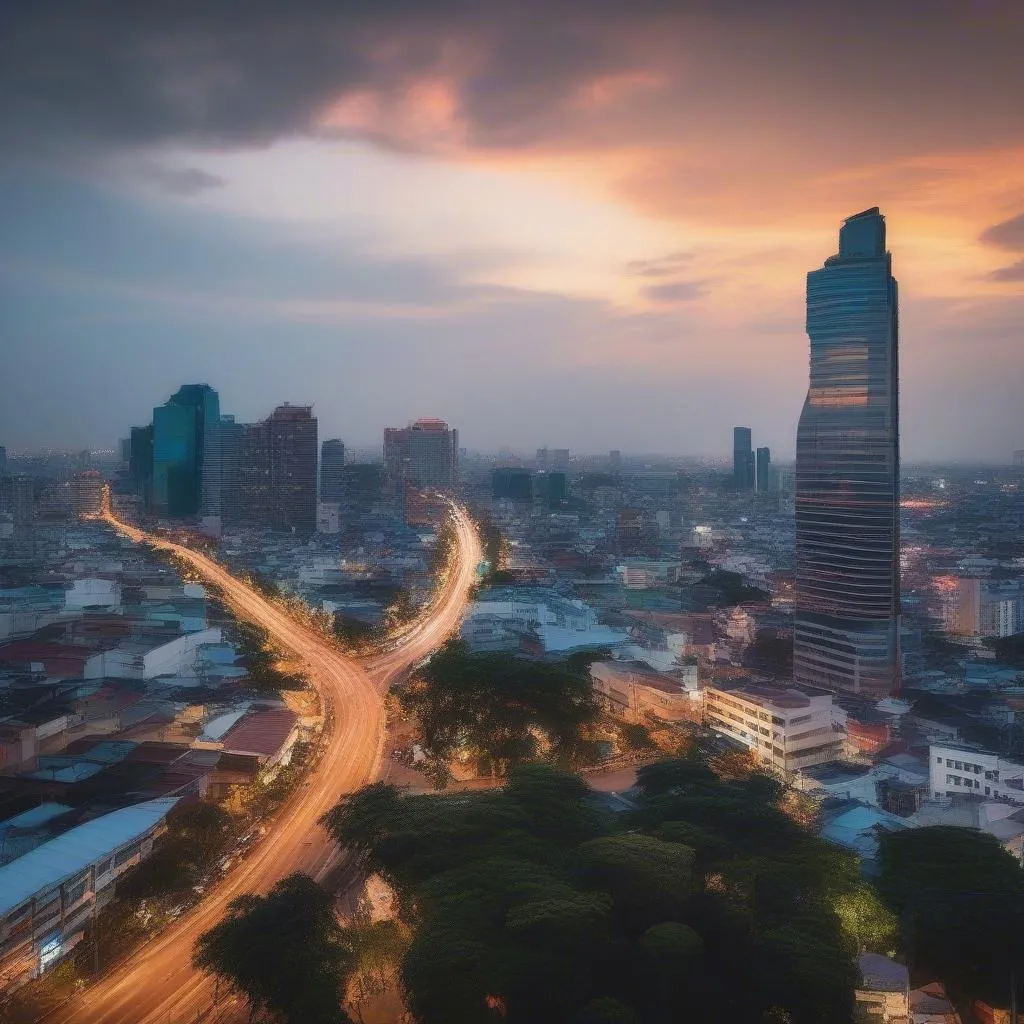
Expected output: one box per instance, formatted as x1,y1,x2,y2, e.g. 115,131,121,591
53,501,481,1024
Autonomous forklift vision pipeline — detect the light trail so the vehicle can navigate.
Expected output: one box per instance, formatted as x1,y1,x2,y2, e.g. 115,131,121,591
51,499,481,1024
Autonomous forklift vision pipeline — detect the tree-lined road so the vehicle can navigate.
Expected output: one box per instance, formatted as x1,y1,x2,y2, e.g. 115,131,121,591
54,502,481,1024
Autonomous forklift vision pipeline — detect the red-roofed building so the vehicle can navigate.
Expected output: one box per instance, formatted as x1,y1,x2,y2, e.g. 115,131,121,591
219,707,300,771
0,642,89,679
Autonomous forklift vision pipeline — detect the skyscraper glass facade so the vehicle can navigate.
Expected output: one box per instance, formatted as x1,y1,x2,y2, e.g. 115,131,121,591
733,427,754,490
794,208,900,697
151,384,220,518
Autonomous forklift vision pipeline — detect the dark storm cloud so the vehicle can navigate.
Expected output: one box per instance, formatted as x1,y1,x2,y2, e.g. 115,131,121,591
2,1,1023,160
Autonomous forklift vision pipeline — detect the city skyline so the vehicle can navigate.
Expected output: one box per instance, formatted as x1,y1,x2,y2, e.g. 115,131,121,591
2,3,1023,459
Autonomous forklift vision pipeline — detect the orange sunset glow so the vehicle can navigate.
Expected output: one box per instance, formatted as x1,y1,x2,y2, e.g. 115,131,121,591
1,2,1022,458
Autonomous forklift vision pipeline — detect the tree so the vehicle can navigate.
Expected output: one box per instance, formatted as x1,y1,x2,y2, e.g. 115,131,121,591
877,825,1024,1006
398,641,600,782
193,873,354,1024
322,759,865,1024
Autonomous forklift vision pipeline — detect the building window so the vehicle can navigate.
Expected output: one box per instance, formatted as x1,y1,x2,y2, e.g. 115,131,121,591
986,787,991,796
937,756,943,763
955,761,963,771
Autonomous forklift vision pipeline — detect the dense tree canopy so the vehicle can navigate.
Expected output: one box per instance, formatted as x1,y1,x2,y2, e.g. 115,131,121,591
322,759,872,1023
397,641,600,784
193,873,354,1024
877,825,1024,1006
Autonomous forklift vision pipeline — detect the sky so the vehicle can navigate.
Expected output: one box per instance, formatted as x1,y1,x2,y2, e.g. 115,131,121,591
1,1,1022,460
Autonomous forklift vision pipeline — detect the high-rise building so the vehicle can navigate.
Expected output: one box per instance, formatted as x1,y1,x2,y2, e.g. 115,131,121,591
537,471,567,506
609,450,622,473
320,439,346,502
1015,449,1024,469
733,427,754,490
492,467,533,504
0,446,6,478
129,425,154,507
11,476,34,554
266,404,317,533
944,577,1024,639
755,447,772,493
536,447,571,472
151,384,220,518
384,419,458,491
794,208,900,698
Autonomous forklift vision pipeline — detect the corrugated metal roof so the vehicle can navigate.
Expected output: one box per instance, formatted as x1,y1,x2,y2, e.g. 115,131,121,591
221,707,298,758
0,797,178,917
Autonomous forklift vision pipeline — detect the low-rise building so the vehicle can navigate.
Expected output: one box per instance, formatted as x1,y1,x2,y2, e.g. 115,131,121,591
590,661,702,724
703,684,844,776
0,797,177,989
855,952,909,1023
928,741,1024,803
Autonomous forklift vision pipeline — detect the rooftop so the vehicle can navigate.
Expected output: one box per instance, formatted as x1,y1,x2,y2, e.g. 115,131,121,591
221,706,298,758
0,797,178,917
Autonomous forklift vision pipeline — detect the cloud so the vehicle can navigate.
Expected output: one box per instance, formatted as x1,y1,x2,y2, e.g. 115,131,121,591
987,259,1024,282
980,212,1024,251
627,251,695,277
137,165,226,196
643,279,706,303
3,2,1024,166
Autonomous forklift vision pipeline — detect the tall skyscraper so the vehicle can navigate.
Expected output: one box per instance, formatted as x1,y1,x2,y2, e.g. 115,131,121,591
11,476,34,555
794,208,900,698
384,419,458,491
129,424,154,507
755,447,772,493
151,384,220,518
266,404,318,533
320,439,346,502
733,427,754,490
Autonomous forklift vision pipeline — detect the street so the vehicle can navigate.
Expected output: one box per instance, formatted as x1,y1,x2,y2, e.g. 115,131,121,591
50,503,481,1024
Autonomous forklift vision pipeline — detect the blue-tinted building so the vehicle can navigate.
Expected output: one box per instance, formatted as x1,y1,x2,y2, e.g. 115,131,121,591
733,427,754,491
151,384,220,519
794,208,900,697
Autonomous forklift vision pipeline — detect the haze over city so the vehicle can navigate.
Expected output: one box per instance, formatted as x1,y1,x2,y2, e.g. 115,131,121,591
2,1,1023,459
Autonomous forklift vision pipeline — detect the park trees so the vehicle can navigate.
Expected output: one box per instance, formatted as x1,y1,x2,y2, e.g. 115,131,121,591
877,825,1024,1007
321,759,863,1023
397,641,600,784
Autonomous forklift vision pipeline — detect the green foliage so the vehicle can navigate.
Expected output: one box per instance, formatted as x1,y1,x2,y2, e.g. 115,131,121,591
232,619,305,694
619,722,657,753
323,759,864,1023
878,825,1024,1004
118,800,233,901
696,569,769,606
398,641,600,782
193,873,354,1024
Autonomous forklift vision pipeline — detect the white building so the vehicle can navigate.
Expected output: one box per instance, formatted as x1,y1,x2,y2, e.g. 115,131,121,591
83,628,223,681
928,741,1024,803
316,502,340,535
704,684,844,776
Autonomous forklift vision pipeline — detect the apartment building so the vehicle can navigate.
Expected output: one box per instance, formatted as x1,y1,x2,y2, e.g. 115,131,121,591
704,684,844,776
928,741,1024,803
